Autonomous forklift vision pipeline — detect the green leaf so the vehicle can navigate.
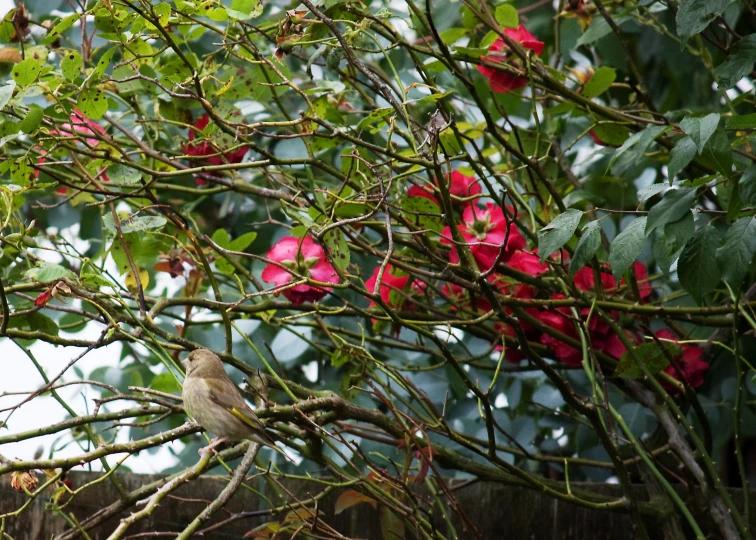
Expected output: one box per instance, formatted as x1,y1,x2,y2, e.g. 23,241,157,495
10,157,35,186
577,15,632,46
494,4,518,28
637,184,665,203
18,106,43,134
43,13,81,45
0,81,16,109
150,372,179,394
402,194,443,233
24,262,75,283
680,113,719,154
77,87,109,120
610,125,669,175
330,348,350,368
727,181,744,223
438,28,468,45
106,163,142,185
591,123,629,147
12,58,41,87
228,0,263,20
323,228,350,271
716,216,756,288
739,165,756,205
153,2,171,26
91,47,116,81
582,66,616,99
27,312,59,337
698,130,732,177
678,224,722,303
608,217,647,280
676,0,731,41
726,113,756,130
357,107,393,130
652,211,695,275
212,230,256,274
211,228,231,248
537,209,583,263
645,188,696,236
102,213,167,234
229,232,257,252
615,341,676,379
714,34,756,89
569,221,602,278
667,136,697,181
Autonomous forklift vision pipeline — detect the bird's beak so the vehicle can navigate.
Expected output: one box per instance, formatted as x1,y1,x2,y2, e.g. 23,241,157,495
181,358,189,369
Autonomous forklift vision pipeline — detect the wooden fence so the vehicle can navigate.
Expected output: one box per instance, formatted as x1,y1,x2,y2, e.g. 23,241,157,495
1,471,752,539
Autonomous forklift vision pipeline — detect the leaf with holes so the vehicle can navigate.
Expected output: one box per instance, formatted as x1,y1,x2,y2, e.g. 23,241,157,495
323,228,350,271
12,58,41,87
77,87,108,119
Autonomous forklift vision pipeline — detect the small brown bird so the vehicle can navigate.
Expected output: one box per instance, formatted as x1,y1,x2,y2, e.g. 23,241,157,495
182,349,280,455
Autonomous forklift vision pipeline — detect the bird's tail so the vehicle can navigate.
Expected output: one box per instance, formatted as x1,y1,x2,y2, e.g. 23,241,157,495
250,431,295,462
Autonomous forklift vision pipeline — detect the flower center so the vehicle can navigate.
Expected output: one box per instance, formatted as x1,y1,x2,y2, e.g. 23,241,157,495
470,216,491,239
283,252,321,277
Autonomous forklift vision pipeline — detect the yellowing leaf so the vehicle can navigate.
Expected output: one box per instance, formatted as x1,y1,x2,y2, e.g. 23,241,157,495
0,48,22,63
125,267,149,293
334,490,377,514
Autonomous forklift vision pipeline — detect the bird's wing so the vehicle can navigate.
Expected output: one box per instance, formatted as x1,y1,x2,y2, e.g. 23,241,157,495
205,376,266,432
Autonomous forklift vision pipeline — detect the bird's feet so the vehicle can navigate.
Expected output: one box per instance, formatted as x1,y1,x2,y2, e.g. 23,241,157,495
198,437,229,457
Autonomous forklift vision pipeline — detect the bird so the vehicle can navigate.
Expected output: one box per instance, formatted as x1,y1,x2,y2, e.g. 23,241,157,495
182,348,283,456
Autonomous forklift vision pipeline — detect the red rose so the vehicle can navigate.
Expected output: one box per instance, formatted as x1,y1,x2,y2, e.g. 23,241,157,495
589,129,621,148
620,262,653,300
537,299,583,367
41,110,111,193
365,264,424,310
407,170,481,206
441,203,525,272
656,329,709,391
34,289,53,307
507,250,548,276
261,236,338,305
52,109,108,146
447,171,481,202
407,184,438,205
573,266,617,293
183,115,249,185
477,25,544,94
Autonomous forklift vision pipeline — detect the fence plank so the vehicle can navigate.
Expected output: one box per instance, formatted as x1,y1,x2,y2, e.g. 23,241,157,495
0,471,750,539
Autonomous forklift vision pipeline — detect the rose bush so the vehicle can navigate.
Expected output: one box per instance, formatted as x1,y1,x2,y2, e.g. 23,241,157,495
0,0,754,538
